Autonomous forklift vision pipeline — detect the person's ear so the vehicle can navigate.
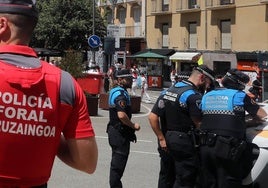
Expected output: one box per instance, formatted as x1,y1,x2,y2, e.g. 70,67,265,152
200,74,205,82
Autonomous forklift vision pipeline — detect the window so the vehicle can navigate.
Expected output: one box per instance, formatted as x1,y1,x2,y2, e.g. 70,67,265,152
213,61,230,75
189,22,197,49
162,0,169,11
221,20,231,50
220,0,233,5
162,24,169,48
188,0,197,9
119,8,126,24
133,7,141,22
107,9,112,24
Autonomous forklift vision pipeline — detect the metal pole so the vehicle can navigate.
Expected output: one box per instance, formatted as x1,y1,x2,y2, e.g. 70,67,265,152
92,0,96,66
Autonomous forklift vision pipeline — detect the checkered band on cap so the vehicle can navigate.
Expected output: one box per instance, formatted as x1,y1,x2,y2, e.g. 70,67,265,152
195,66,215,81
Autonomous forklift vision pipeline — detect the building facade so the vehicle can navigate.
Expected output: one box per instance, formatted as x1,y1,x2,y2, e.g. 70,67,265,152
98,0,268,97
98,0,146,68
147,0,268,98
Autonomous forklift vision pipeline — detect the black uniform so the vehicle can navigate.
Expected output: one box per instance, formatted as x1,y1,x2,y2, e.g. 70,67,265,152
151,93,175,188
107,86,136,188
163,80,202,188
199,88,260,188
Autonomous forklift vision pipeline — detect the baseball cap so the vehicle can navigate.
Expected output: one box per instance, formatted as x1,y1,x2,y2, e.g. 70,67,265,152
0,0,38,19
115,69,133,79
194,65,215,81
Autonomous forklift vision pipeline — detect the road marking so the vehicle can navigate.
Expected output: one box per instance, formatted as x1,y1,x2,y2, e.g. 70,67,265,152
132,103,151,118
96,135,153,143
130,150,158,155
90,103,152,119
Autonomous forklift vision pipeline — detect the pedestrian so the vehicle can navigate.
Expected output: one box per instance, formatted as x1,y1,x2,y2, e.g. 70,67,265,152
170,69,176,85
0,1,98,187
148,92,175,188
199,69,267,188
106,69,141,188
131,65,139,95
140,72,151,103
107,65,116,91
153,65,215,187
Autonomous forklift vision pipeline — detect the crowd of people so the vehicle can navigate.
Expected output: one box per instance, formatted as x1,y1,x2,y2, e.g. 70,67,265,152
0,1,267,188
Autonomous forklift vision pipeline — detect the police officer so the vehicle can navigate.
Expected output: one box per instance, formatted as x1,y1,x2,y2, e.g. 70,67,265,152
199,69,267,188
107,69,141,188
0,1,98,187
149,92,175,188
154,65,215,188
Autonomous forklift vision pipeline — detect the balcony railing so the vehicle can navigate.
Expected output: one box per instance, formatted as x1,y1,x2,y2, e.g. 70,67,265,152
176,0,201,12
151,0,172,15
260,0,268,3
206,0,235,7
118,25,144,38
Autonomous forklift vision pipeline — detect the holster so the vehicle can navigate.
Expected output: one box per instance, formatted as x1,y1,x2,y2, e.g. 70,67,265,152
108,122,137,143
199,132,217,146
215,136,246,161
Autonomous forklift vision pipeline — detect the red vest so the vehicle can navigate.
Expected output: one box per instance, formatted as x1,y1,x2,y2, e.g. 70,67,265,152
0,61,63,186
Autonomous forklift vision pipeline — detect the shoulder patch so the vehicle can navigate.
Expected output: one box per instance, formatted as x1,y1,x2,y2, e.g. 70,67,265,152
119,100,127,108
158,99,165,109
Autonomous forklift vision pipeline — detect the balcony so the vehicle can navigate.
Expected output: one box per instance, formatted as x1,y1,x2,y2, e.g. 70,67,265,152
119,25,145,38
151,0,172,15
260,0,268,3
176,0,201,13
206,0,236,10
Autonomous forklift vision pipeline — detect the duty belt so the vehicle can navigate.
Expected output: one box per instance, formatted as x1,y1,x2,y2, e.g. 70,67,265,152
199,132,217,146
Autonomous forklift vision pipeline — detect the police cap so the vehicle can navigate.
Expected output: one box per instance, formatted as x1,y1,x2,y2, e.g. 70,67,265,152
0,0,38,19
194,65,215,81
115,69,133,79
222,69,249,90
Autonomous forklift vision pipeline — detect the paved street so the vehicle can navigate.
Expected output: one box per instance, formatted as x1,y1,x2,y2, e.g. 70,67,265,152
48,89,163,188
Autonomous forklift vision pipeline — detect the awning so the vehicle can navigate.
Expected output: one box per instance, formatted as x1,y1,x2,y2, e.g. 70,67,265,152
169,52,200,61
132,51,166,59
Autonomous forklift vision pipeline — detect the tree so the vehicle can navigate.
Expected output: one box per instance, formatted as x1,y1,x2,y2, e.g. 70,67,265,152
31,0,106,51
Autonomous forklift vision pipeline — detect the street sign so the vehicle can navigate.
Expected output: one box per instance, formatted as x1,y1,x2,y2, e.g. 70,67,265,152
107,24,120,48
88,35,101,48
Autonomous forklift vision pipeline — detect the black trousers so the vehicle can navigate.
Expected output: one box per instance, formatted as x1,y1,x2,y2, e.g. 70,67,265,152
158,146,175,188
199,137,253,188
107,126,130,188
165,131,199,188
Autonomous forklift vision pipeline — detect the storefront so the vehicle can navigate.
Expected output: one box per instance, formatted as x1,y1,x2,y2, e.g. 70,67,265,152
257,52,268,101
169,52,200,73
131,50,167,88
236,52,259,94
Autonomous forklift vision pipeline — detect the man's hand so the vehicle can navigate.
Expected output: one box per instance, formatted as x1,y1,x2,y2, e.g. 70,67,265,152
159,138,167,152
134,123,141,131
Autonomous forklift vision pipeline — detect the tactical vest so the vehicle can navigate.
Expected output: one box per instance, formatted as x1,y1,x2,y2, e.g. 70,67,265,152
0,60,61,185
163,85,194,132
201,88,246,138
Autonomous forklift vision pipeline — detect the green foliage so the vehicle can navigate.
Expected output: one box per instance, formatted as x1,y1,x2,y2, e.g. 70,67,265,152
58,51,85,79
31,0,106,50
